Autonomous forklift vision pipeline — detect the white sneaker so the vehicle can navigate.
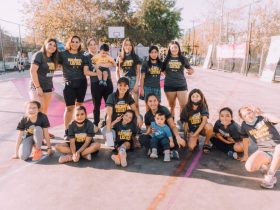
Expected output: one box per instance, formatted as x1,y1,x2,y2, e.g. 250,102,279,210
83,153,92,161
150,148,158,159
164,150,171,162
261,174,277,189
119,148,127,167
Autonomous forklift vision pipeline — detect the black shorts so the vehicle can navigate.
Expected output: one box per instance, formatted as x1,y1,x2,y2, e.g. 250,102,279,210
164,85,187,92
63,79,87,106
67,142,85,150
43,89,53,93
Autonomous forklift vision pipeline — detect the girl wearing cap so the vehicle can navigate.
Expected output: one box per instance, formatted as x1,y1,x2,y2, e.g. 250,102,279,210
162,40,194,117
140,45,163,102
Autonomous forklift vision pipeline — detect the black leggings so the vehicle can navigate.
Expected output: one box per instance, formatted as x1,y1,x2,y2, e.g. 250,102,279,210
210,137,234,153
91,80,113,126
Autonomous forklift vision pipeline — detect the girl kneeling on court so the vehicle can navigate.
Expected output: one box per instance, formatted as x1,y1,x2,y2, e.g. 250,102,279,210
109,110,137,167
180,89,213,154
210,107,246,159
239,106,280,189
13,101,52,161
55,106,100,163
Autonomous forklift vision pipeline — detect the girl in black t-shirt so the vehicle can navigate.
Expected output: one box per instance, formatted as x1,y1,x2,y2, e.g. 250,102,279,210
210,107,245,159
13,101,52,161
239,106,280,189
29,38,58,139
55,106,101,163
162,41,194,118
140,45,163,102
110,110,137,167
116,38,141,109
180,89,213,154
59,35,89,140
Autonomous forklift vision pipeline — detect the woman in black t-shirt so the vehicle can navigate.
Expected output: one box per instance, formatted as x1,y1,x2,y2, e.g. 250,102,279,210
59,36,89,139
162,41,194,118
55,106,101,163
116,38,141,109
29,38,58,116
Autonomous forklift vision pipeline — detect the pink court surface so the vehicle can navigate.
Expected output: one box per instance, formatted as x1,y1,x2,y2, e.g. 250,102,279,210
0,68,280,210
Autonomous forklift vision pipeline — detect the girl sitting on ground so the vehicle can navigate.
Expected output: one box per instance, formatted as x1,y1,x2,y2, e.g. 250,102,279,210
210,107,246,159
13,101,52,161
239,106,280,189
180,89,213,154
55,106,100,163
110,110,137,167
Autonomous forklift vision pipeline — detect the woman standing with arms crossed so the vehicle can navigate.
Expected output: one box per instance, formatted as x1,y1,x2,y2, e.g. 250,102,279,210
162,41,194,117
59,35,89,139
29,38,58,138
116,38,141,108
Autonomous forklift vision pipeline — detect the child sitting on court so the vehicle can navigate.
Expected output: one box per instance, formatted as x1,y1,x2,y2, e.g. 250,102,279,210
92,43,116,86
146,110,175,162
13,100,52,161
55,106,100,163
210,107,246,159
110,110,137,167
239,106,280,189
180,89,213,154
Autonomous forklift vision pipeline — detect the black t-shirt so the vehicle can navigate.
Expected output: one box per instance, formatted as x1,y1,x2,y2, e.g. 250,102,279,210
141,61,162,88
59,50,88,81
106,92,135,121
180,104,209,131
240,116,280,152
144,105,172,127
163,56,191,88
84,52,112,83
117,54,141,77
68,119,94,143
113,121,137,143
214,120,242,142
17,112,50,138
31,51,56,90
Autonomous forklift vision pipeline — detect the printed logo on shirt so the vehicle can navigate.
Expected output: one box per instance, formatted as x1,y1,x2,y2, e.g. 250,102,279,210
190,113,202,125
26,125,35,135
249,121,272,141
115,101,129,113
218,129,230,137
47,62,55,71
168,60,182,71
68,58,82,66
75,133,87,142
117,129,133,141
149,66,161,76
122,60,134,67
93,56,112,64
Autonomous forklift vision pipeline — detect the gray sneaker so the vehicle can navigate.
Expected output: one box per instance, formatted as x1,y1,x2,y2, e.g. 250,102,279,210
164,150,171,162
150,148,158,159
261,174,277,189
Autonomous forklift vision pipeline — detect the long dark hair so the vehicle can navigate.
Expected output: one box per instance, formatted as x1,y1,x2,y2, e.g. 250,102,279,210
147,45,162,68
162,40,185,70
65,35,82,52
145,93,160,112
40,38,58,69
120,38,138,66
183,89,208,119
115,78,130,101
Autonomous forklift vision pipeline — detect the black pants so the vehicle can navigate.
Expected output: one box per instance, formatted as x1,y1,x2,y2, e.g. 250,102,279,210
91,80,113,126
151,137,170,150
210,137,234,153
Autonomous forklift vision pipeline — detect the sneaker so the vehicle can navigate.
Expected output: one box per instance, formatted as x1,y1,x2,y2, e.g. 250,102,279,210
227,151,238,160
164,149,171,162
58,154,73,164
49,133,55,139
119,148,127,167
111,154,121,165
102,80,107,86
32,149,42,161
150,148,158,159
260,164,269,175
261,174,277,189
147,148,152,156
170,150,179,160
99,80,103,86
83,153,92,161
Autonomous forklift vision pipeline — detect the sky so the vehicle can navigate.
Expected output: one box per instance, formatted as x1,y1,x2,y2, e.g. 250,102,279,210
0,0,260,37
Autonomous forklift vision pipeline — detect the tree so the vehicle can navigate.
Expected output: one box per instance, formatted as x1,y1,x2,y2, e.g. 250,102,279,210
137,0,182,46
